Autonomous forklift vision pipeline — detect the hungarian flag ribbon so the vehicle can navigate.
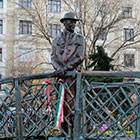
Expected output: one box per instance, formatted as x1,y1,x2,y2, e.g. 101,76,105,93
43,80,51,112
54,79,65,128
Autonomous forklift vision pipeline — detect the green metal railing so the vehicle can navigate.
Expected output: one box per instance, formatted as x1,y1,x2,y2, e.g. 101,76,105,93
0,71,140,140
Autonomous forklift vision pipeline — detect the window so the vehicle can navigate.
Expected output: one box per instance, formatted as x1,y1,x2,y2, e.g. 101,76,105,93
98,31,107,40
48,0,61,13
0,0,3,8
96,5,107,17
0,20,3,34
0,48,1,61
19,20,32,35
123,7,132,18
124,28,134,41
19,0,32,9
19,48,33,62
124,54,135,67
48,24,61,38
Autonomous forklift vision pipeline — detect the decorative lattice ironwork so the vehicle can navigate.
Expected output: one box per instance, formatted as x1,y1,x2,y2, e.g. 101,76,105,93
0,71,140,140
18,77,76,139
80,78,140,140
0,81,16,139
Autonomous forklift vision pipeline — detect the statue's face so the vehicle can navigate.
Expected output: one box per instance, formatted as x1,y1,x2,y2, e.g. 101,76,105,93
63,19,77,32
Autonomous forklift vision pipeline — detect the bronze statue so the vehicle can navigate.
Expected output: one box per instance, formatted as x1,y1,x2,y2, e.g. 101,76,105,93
51,12,85,76
51,12,86,135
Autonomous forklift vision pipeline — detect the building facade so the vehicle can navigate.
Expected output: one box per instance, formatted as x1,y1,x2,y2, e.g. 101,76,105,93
0,0,140,79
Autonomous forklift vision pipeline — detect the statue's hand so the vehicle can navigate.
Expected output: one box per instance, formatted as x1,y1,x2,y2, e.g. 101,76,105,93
51,69,65,77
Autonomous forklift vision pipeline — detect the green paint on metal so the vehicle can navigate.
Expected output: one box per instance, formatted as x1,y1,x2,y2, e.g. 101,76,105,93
48,137,67,140
0,71,140,139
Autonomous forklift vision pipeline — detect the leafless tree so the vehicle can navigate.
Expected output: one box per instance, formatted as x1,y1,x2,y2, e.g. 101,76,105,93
63,0,140,69
10,0,140,73
5,0,55,77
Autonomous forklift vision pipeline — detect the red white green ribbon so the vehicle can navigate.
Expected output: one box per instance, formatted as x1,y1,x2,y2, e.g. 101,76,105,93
54,79,65,128
43,80,51,112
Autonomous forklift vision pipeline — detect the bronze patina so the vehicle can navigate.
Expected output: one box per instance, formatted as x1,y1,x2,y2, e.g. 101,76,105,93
51,12,86,135
51,12,85,76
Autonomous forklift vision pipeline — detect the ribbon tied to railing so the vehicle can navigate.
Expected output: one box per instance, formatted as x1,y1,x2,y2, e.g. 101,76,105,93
54,79,65,128
43,80,51,112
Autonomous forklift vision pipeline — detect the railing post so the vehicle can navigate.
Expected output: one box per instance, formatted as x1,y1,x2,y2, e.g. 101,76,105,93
15,78,23,140
137,94,140,140
73,73,82,140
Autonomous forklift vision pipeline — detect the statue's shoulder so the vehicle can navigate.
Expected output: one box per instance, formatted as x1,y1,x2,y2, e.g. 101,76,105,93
76,33,85,41
76,32,84,38
53,34,62,42
52,33,62,45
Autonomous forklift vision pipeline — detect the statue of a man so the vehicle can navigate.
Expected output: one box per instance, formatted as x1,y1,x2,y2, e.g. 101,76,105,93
51,12,86,76
51,12,86,134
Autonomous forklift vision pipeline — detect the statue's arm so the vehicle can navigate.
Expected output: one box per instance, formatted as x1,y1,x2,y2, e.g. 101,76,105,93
51,40,65,76
51,57,63,71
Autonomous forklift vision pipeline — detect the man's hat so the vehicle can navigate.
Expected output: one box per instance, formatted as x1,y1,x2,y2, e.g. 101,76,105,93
60,12,79,23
